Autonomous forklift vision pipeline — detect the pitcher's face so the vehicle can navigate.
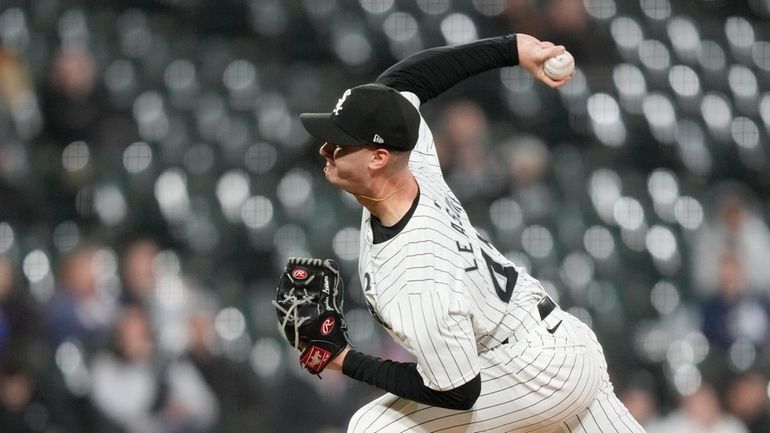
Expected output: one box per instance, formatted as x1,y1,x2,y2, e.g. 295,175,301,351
319,142,375,193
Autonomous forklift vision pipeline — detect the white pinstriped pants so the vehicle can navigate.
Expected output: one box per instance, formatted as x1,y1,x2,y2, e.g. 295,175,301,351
347,310,646,433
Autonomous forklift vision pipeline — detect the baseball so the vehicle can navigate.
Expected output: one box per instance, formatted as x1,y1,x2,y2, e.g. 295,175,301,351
543,50,574,81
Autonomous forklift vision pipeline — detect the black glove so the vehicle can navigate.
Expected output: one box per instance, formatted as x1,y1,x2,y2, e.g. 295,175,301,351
274,257,350,374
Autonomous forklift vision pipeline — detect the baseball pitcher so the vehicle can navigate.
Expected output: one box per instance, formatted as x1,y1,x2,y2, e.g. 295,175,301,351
274,33,646,433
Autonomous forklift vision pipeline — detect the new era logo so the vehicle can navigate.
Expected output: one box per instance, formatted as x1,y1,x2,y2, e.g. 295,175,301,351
373,134,384,144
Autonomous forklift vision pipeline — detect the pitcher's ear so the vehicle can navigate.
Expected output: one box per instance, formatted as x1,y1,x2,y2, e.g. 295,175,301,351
368,147,391,170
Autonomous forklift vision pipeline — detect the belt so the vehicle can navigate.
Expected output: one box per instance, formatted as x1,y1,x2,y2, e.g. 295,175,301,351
501,295,558,345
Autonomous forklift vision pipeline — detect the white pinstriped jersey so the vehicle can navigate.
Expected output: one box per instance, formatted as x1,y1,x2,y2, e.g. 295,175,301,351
350,92,646,433
357,91,549,391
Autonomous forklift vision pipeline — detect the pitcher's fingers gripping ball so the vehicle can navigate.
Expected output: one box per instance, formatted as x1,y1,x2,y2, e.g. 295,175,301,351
273,257,350,374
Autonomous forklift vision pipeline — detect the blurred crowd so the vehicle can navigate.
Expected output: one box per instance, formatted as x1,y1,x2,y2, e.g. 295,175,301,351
1,0,770,432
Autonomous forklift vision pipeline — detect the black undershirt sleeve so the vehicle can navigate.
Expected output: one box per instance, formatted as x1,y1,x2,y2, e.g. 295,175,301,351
342,349,481,410
375,34,519,105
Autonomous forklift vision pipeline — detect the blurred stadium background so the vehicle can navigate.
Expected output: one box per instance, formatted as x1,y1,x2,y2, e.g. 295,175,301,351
1,0,770,432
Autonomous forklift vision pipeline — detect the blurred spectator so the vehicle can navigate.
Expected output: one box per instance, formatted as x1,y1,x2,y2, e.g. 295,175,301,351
120,239,197,355
618,372,664,431
40,46,103,144
186,304,268,433
40,43,139,164
0,255,42,363
700,252,770,351
691,190,770,296
46,244,117,348
500,134,554,220
0,363,36,433
0,47,21,142
37,44,138,222
654,383,748,433
0,46,40,223
0,361,72,433
724,372,770,433
505,0,588,36
273,360,368,433
120,239,160,307
434,100,507,203
504,0,613,67
0,44,39,142
91,304,218,433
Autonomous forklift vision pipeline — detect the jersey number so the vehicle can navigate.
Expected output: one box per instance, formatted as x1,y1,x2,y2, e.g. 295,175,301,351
363,273,391,330
481,250,518,303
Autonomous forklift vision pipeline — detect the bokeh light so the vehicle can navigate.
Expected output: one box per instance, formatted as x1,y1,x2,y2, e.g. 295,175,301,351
215,307,247,341
62,141,90,172
0,222,15,254
241,196,274,230
489,198,523,231
332,227,361,262
584,0,616,20
123,141,153,173
23,249,50,283
650,280,680,315
583,226,615,260
521,225,554,259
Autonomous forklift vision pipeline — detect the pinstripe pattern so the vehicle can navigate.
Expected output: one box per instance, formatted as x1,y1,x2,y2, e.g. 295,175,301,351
349,92,645,432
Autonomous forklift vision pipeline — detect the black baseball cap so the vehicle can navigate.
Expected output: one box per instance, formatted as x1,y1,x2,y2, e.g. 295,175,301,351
299,83,420,151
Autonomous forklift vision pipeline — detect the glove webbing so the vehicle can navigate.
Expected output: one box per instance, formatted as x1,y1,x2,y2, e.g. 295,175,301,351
289,257,324,267
272,288,314,351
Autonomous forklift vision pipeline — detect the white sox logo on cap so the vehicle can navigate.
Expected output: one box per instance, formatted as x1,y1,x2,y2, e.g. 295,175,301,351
332,89,352,116
299,83,420,151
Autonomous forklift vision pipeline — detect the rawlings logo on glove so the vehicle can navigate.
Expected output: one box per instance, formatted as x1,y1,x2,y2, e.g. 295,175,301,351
321,317,335,335
273,257,350,375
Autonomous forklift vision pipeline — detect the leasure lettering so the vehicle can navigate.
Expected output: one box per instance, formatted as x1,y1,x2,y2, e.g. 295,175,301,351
457,241,478,272
440,194,478,272
443,195,467,237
